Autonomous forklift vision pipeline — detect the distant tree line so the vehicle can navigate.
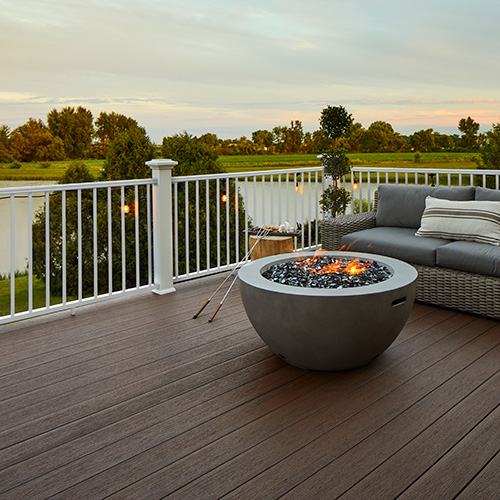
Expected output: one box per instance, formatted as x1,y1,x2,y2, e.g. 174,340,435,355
0,105,495,165
215,116,485,155
0,107,145,163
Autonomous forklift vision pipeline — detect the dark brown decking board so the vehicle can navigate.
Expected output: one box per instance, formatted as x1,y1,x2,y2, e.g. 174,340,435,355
162,318,500,500
0,273,498,499
455,450,500,499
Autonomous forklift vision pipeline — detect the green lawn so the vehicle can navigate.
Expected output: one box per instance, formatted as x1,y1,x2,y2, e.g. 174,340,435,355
0,274,75,317
218,152,479,173
0,153,480,182
0,160,104,181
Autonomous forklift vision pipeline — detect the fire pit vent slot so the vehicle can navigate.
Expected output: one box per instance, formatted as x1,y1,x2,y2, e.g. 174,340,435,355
392,297,407,307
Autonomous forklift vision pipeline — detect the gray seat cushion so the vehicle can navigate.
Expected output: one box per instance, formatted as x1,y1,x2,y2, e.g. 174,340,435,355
436,241,500,277
340,227,452,266
376,185,476,229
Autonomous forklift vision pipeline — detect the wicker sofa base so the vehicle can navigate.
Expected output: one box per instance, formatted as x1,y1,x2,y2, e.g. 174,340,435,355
413,265,500,321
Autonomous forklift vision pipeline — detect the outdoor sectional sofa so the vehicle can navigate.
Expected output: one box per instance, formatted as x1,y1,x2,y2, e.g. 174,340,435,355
322,184,500,320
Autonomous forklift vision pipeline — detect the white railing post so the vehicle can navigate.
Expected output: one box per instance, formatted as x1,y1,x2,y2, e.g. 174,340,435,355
147,159,177,295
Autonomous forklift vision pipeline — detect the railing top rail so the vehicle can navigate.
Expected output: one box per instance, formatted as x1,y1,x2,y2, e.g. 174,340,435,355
0,178,156,196
351,166,500,175
172,166,323,183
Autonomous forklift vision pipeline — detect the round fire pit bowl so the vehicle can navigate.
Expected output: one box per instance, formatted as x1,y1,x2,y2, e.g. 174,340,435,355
238,251,417,371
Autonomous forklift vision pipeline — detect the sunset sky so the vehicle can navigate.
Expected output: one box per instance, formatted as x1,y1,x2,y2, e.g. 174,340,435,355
1,0,499,142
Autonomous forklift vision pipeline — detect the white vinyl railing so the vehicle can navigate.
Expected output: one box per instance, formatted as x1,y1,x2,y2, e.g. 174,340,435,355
2,161,500,325
171,166,324,281
0,163,324,324
346,167,500,214
0,178,156,324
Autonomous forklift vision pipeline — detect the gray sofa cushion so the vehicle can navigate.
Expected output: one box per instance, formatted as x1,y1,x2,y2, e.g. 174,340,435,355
376,185,476,229
475,186,500,201
341,227,452,266
436,241,500,277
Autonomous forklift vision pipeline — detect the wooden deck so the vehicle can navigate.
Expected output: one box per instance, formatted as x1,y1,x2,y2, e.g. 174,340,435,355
0,273,499,500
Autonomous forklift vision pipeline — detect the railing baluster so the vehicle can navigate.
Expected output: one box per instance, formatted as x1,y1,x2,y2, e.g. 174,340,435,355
286,173,290,223
270,174,274,224
244,177,249,257
301,172,305,249
135,185,140,289
261,175,266,227
28,193,33,313
278,173,282,224
147,184,152,285
226,177,230,265
367,170,371,211
93,188,98,298
78,189,83,300
308,173,312,249
120,186,125,292
10,195,15,317
253,176,257,226
195,180,200,273
235,178,239,262
206,179,210,271
45,191,50,308
358,172,363,212
216,178,220,268
315,171,319,246
185,181,189,276
107,186,112,296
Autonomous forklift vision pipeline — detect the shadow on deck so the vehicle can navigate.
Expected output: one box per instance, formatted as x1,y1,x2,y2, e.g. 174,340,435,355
1,273,499,499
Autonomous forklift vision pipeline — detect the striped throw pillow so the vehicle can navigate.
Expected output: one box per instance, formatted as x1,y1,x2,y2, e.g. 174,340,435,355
415,196,500,246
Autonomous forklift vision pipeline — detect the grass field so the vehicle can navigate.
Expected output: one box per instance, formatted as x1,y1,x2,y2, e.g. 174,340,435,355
0,160,105,181
0,274,73,317
0,152,480,182
218,152,479,171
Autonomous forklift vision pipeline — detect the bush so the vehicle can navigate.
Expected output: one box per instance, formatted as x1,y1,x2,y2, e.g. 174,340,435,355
353,197,374,214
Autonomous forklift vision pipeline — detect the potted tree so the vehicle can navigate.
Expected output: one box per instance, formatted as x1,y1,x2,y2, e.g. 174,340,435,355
320,148,360,250
319,148,352,219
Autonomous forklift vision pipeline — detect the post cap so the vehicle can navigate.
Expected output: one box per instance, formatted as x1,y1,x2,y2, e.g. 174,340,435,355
146,159,178,170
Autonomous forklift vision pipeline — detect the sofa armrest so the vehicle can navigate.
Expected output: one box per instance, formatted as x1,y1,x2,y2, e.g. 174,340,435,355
321,211,376,250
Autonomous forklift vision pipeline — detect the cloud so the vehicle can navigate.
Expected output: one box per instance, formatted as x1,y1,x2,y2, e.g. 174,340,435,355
2,0,500,139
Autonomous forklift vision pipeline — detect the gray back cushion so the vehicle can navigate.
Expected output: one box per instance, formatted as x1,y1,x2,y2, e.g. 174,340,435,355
475,186,500,201
376,184,476,228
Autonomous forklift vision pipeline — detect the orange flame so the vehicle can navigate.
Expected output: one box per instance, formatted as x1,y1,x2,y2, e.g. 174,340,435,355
298,251,372,277
311,257,373,275
298,248,327,268
317,260,344,274
343,258,373,275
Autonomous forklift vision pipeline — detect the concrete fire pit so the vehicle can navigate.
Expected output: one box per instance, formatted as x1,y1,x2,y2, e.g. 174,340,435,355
238,251,417,371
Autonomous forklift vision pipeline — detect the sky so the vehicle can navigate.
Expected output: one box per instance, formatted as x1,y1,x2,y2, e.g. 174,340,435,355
1,0,500,143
